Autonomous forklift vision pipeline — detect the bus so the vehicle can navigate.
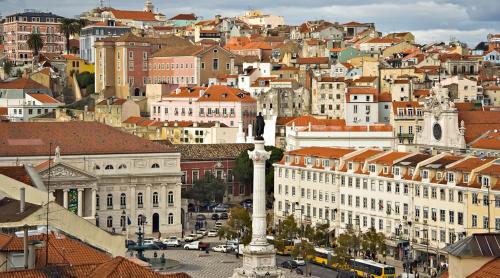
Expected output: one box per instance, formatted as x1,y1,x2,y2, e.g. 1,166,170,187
312,247,335,266
349,259,396,278
267,236,295,255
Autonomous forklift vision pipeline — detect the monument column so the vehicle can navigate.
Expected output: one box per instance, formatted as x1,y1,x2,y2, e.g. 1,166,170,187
91,188,97,218
232,138,282,278
77,188,84,217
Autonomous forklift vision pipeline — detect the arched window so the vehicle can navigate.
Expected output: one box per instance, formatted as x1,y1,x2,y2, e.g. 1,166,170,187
105,165,114,170
168,213,174,224
151,163,160,169
107,216,113,227
153,192,159,207
137,214,144,225
107,194,113,209
120,216,125,228
118,164,127,169
168,191,174,206
137,193,143,208
96,194,100,210
120,193,126,208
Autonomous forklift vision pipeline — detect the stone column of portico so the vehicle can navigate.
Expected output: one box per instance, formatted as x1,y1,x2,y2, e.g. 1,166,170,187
145,184,152,234
63,189,69,209
160,184,168,233
129,185,137,233
232,139,283,278
91,188,97,219
77,188,84,217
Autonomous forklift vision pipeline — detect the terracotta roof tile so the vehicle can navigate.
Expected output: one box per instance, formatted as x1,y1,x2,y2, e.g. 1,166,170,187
363,37,401,44
285,115,346,127
28,93,60,104
448,157,495,172
197,85,256,103
347,149,384,162
295,57,329,64
0,122,173,157
370,151,409,165
169,13,197,20
110,9,157,21
470,130,500,150
0,78,49,90
0,166,33,186
151,45,203,57
172,144,254,161
96,98,128,106
458,111,500,143
467,257,500,278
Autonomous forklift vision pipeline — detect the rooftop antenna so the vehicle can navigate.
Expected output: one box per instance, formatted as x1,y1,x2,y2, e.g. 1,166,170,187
99,0,104,8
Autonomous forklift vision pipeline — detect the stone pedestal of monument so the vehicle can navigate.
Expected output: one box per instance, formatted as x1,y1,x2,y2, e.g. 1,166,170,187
231,140,283,278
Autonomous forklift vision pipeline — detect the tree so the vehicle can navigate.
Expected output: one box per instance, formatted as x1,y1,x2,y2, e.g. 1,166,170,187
291,240,316,275
2,61,13,77
310,223,330,247
233,146,283,194
27,33,44,57
61,18,87,54
360,227,387,260
183,174,226,204
218,207,252,244
332,227,360,269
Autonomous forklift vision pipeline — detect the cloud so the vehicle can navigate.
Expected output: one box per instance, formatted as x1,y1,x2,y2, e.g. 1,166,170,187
0,0,498,44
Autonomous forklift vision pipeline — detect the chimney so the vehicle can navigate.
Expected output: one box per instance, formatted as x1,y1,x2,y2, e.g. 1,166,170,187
193,122,198,127
308,121,312,131
175,88,181,94
23,225,28,269
27,241,37,269
215,121,220,127
20,187,25,213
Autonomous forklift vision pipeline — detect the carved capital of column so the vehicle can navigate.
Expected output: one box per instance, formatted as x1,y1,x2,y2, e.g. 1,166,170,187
247,149,271,163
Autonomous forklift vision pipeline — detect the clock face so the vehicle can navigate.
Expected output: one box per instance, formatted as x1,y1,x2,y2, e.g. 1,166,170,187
433,123,442,141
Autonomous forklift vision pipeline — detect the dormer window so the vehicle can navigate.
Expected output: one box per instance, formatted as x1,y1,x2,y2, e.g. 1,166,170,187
447,172,454,183
436,172,442,180
305,157,312,165
295,157,299,164
316,159,320,167
348,162,353,170
383,166,388,174
285,155,290,163
397,109,404,116
323,160,330,167
394,167,400,176
463,173,469,183
368,164,376,173
483,177,490,187
422,170,429,179
409,168,414,176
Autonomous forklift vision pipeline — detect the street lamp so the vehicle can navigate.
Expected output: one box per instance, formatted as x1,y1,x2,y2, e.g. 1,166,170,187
121,210,126,232
95,213,99,227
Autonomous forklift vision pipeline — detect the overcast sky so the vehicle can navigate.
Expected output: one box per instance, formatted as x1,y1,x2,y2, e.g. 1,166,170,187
1,0,498,45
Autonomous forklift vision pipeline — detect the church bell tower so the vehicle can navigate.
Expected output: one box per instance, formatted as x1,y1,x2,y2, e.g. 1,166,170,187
144,0,154,12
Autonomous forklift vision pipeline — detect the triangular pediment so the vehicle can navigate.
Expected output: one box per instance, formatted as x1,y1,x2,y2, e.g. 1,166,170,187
39,162,97,180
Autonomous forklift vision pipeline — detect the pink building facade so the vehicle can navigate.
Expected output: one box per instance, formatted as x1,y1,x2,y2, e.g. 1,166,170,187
150,85,256,129
148,56,198,86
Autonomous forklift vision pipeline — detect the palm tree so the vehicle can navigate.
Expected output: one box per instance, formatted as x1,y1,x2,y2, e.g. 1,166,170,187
61,18,87,54
27,33,44,57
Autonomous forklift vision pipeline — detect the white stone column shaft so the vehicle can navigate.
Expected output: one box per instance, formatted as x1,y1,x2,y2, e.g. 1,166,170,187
130,186,136,230
91,188,97,218
248,140,270,245
77,188,84,217
63,189,69,209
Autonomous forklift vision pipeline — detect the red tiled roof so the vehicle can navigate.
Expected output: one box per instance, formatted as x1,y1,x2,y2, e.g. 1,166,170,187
413,89,431,97
295,57,329,64
478,164,500,176
370,151,409,165
0,78,49,90
96,98,128,106
285,115,346,127
363,37,401,44
0,166,33,186
169,13,197,20
467,257,500,278
0,122,173,157
379,92,392,102
447,157,494,172
470,130,500,150
28,93,60,104
348,149,384,162
197,85,256,103
458,111,500,143
353,76,377,83
110,9,157,21
391,101,423,115
0,107,7,116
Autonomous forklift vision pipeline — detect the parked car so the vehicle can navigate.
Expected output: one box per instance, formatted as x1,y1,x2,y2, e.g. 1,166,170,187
183,241,210,251
198,228,208,235
213,204,230,212
211,213,220,220
220,212,229,220
195,231,205,239
293,256,306,266
281,260,299,269
184,233,197,242
215,221,223,228
143,239,155,246
156,242,169,250
208,230,218,237
226,240,239,251
163,237,181,247
240,199,253,208
196,214,207,221
212,245,228,253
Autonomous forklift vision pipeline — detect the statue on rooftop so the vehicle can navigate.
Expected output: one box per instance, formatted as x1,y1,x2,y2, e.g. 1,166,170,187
255,112,265,140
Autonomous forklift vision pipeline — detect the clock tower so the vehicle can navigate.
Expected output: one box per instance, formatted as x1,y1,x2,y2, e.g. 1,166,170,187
414,84,466,151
